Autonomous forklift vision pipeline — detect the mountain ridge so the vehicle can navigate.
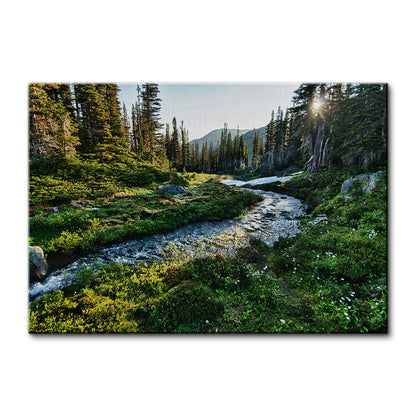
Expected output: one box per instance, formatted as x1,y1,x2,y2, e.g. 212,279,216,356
189,126,267,164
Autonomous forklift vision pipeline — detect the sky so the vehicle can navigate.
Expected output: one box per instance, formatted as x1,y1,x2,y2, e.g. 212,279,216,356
118,83,299,140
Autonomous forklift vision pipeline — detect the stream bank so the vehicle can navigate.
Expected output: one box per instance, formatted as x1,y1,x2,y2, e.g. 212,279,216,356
29,177,305,301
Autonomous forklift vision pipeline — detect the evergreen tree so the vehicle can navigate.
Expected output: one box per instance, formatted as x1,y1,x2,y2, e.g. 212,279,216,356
264,110,276,168
171,117,181,167
164,123,171,161
29,83,79,162
208,142,215,172
252,132,260,170
122,102,130,145
139,83,164,164
226,132,233,170
180,121,190,170
73,83,109,153
238,136,245,169
201,142,209,171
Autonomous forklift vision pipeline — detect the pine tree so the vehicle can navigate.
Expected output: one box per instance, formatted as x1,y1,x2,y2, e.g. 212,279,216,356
252,132,260,170
171,117,181,168
226,132,233,170
29,83,79,162
208,142,215,172
164,123,171,161
201,142,209,171
73,83,109,153
122,102,130,144
180,121,190,170
238,135,244,169
139,83,163,164
264,110,276,169
290,83,321,171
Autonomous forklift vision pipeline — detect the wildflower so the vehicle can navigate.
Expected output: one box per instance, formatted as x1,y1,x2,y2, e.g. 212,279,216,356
205,320,209,324
280,319,286,324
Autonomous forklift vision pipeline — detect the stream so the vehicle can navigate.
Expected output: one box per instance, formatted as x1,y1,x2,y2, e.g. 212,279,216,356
29,176,305,301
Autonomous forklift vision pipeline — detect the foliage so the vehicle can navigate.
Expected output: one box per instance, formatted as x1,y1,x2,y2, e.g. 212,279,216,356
30,178,262,256
29,171,387,334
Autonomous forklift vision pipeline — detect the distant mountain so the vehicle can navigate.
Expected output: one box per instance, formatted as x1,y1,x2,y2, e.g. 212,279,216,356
190,126,267,166
190,128,250,151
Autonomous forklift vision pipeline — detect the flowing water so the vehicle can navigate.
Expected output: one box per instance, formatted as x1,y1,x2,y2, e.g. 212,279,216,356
29,177,305,301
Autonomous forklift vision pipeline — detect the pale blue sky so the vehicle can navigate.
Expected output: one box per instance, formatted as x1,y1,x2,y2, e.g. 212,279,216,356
118,83,299,140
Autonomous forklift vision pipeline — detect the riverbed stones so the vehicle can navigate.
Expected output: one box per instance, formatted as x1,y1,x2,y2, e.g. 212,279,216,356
29,246,49,282
158,185,186,193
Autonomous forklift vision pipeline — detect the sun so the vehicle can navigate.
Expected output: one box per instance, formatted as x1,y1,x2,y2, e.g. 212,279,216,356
312,99,323,111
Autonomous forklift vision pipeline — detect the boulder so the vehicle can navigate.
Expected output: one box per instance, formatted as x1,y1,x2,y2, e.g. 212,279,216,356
158,185,186,193
341,174,369,194
29,246,49,282
363,171,383,194
341,171,383,195
69,200,95,209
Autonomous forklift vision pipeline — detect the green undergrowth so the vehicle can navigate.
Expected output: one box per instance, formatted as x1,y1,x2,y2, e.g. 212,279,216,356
251,167,384,212
29,177,262,257
29,169,387,334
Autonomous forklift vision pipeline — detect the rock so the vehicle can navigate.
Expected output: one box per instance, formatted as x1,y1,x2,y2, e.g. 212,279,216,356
29,246,49,282
363,171,383,193
341,172,383,195
158,185,186,193
69,200,95,209
308,214,328,225
341,174,369,194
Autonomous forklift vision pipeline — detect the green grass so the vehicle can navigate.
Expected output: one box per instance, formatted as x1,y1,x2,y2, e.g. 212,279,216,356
30,177,262,257
29,169,387,334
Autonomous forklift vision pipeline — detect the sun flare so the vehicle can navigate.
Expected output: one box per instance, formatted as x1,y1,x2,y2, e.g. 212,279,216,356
312,99,323,111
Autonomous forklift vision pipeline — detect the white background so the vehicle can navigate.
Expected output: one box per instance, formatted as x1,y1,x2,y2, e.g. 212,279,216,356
1,1,414,415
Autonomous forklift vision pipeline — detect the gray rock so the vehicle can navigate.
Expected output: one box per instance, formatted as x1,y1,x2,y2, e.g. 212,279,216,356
363,171,383,194
341,174,369,194
158,185,186,193
341,172,383,195
308,214,328,225
69,200,95,209
29,246,49,282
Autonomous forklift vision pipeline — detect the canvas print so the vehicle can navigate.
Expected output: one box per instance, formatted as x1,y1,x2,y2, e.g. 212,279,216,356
28,83,387,333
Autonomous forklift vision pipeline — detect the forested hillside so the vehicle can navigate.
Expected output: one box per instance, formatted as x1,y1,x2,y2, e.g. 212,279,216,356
30,83,387,180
